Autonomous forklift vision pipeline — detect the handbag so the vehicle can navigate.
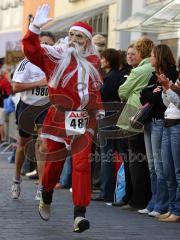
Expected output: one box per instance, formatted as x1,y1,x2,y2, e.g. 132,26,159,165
130,102,153,129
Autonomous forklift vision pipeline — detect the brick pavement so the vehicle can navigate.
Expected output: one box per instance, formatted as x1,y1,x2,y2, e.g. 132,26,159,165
0,158,179,240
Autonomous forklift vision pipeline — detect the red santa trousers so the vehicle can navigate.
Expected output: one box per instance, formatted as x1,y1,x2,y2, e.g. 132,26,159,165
42,132,93,207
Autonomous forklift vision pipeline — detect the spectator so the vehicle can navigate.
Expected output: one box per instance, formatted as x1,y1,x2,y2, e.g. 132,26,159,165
92,34,106,55
113,43,139,207
92,48,131,202
139,44,179,217
0,64,11,140
117,37,154,209
91,34,107,190
157,74,180,222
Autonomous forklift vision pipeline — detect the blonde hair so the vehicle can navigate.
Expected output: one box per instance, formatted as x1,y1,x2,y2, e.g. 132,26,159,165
92,34,106,46
127,42,135,49
135,37,154,59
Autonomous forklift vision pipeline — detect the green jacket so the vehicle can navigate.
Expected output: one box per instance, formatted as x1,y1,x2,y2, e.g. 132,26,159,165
116,58,154,132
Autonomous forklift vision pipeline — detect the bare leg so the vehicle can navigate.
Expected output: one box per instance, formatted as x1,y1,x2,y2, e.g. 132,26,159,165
35,135,47,185
15,136,32,178
11,136,32,199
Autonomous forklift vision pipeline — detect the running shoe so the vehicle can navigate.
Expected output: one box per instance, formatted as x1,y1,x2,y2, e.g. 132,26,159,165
138,208,150,214
73,216,90,233
38,199,51,221
148,211,161,217
11,181,21,199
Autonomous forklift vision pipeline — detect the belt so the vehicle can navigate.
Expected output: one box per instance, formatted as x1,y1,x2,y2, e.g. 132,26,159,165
164,118,180,127
152,117,163,122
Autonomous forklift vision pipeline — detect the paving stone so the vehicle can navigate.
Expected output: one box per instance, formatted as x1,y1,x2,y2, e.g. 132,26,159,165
0,158,179,240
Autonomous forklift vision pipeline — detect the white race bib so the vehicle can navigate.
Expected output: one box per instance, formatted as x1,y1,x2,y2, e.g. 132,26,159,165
65,111,89,136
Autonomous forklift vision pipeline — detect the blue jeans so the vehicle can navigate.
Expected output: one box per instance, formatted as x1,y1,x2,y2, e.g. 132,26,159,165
161,124,180,216
99,137,127,201
59,156,72,188
144,120,169,213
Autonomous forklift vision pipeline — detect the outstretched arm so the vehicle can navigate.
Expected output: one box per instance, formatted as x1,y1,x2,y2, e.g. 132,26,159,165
22,4,53,72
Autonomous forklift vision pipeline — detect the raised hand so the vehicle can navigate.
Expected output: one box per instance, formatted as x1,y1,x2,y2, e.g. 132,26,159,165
32,4,52,29
156,74,170,90
153,86,162,93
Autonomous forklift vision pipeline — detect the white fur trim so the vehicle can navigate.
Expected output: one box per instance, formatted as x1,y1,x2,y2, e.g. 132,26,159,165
40,133,71,150
29,23,41,35
70,26,92,39
43,38,102,89
86,128,95,136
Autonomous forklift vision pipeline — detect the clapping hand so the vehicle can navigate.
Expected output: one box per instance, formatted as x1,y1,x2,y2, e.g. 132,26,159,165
156,74,170,90
153,86,162,93
32,4,52,29
170,80,180,93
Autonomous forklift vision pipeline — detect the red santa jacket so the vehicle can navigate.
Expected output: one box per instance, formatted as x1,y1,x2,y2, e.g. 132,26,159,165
22,30,103,144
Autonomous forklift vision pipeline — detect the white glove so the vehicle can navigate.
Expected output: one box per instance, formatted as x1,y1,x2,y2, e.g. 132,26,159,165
29,4,52,34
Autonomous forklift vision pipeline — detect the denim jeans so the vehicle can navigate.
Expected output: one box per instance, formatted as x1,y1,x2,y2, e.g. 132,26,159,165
144,120,169,213
161,124,180,216
99,137,127,201
59,155,72,188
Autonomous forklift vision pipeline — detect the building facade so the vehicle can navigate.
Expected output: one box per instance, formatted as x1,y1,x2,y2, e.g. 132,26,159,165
0,0,23,62
44,0,116,47
116,0,180,61
43,0,179,61
1,0,179,62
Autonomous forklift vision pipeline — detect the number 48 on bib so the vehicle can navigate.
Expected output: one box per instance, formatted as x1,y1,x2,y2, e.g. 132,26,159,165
65,111,89,136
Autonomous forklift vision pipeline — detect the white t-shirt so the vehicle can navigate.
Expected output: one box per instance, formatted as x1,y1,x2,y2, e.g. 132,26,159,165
12,59,49,106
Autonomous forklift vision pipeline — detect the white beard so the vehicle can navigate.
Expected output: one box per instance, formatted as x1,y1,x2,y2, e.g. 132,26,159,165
68,41,85,55
42,37,102,89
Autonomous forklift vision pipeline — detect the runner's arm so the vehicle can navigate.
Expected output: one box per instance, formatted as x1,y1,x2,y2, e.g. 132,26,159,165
12,78,47,93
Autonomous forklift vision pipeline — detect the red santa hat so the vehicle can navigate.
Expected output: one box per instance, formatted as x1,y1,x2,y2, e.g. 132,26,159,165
69,21,93,39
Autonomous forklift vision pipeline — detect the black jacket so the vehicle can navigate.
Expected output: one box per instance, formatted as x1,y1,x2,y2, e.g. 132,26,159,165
100,66,132,103
140,65,179,120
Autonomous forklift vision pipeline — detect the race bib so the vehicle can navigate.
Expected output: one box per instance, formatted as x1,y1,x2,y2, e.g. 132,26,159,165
65,111,89,136
32,87,48,96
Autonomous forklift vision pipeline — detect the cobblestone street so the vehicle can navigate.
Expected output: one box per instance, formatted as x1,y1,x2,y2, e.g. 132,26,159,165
0,158,179,240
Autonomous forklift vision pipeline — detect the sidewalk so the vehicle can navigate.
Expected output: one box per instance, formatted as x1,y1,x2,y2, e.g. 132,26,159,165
0,158,179,240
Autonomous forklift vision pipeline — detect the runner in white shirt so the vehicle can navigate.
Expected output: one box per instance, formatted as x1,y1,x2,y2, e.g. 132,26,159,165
11,31,55,200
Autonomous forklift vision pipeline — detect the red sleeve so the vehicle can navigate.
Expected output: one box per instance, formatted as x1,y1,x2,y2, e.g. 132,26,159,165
0,75,11,97
22,30,49,75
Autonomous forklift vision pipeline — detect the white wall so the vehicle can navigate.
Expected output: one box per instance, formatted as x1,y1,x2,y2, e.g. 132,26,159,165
130,0,144,42
116,0,131,50
0,1,23,58
0,31,21,58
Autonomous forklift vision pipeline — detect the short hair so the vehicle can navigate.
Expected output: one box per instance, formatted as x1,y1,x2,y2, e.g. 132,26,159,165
101,48,120,70
92,34,106,46
127,42,135,50
152,44,176,74
135,37,154,59
40,31,56,43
